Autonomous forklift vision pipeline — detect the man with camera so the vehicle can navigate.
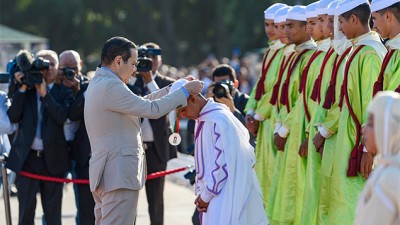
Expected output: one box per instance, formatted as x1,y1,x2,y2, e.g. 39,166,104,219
6,49,73,225
84,36,203,225
60,50,95,225
128,42,177,225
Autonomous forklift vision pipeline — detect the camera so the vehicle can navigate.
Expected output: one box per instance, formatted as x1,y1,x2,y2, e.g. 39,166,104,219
60,67,76,80
0,73,10,84
213,80,234,98
136,46,162,72
7,50,50,86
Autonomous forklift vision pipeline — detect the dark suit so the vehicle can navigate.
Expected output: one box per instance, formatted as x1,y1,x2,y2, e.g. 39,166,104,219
68,77,95,225
130,73,177,225
7,84,73,225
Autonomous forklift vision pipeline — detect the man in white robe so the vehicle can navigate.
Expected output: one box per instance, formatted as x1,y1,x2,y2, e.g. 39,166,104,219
170,79,269,225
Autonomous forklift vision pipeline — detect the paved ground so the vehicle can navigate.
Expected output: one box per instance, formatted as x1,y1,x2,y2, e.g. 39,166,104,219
0,153,196,225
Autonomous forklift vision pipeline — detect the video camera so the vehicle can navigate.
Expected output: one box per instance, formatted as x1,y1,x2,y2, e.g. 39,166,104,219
7,50,50,86
213,80,234,98
60,67,77,80
136,46,162,72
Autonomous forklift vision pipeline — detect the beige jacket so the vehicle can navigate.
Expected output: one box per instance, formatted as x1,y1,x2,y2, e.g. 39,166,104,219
84,67,187,192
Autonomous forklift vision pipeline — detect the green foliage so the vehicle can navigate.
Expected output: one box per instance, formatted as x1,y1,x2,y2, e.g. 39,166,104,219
1,0,309,68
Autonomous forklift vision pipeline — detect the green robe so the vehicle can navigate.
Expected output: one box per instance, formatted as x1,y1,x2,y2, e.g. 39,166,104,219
300,39,336,225
326,32,386,225
269,39,317,225
244,40,285,209
256,45,297,218
382,34,400,91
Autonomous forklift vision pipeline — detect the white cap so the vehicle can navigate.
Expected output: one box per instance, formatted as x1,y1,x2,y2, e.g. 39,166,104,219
317,0,334,15
306,1,320,18
335,0,369,16
287,5,307,21
274,6,292,23
371,0,400,12
264,3,288,20
169,79,188,94
327,0,339,15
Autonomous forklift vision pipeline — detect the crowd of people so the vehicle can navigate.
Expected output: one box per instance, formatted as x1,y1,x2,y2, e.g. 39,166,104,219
1,0,400,224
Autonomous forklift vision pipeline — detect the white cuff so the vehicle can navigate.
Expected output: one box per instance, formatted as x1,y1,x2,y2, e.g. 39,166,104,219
146,80,160,93
254,113,265,121
246,109,255,117
363,147,368,153
278,125,290,138
274,123,281,134
318,126,332,139
200,189,214,203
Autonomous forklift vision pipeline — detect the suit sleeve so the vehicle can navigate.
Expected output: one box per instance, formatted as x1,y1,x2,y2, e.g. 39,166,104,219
42,88,74,125
7,90,26,123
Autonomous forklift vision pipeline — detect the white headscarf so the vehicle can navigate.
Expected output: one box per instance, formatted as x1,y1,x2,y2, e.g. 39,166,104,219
368,91,400,167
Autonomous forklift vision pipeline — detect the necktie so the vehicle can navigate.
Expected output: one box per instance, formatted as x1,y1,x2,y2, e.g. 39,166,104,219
36,86,49,138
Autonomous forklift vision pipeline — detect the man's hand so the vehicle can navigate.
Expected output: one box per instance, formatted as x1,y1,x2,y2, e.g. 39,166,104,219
313,132,325,152
298,138,308,157
245,115,259,136
205,84,214,99
274,133,287,151
139,71,153,84
184,80,204,95
360,152,373,179
194,196,209,213
62,76,80,93
214,92,235,112
35,79,47,97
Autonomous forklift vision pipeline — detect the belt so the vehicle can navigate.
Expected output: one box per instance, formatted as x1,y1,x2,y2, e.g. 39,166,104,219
30,150,44,157
143,142,155,150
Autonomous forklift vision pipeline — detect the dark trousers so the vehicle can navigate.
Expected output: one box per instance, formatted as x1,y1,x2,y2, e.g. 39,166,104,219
145,142,167,225
75,163,95,225
17,152,64,225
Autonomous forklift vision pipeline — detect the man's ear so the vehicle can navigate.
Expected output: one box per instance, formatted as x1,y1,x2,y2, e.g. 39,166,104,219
233,79,239,88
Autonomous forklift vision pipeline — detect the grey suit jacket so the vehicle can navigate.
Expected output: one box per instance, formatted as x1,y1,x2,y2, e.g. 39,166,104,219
84,67,187,192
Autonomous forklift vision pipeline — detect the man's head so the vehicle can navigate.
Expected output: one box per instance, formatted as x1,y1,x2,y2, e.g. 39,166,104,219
264,3,288,40
337,1,371,39
317,0,335,39
306,2,324,41
274,6,291,44
326,0,339,39
211,64,239,88
140,42,162,73
101,36,138,83
35,50,58,84
285,6,310,45
59,50,83,74
371,1,400,39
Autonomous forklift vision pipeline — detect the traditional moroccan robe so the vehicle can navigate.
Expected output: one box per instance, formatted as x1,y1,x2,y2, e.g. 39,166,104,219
354,93,400,225
326,31,386,225
299,38,333,225
373,33,400,94
194,99,268,225
269,39,317,225
245,40,285,209
255,44,296,218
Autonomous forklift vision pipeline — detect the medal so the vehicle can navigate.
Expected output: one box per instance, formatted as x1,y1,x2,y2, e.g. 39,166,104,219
169,133,182,146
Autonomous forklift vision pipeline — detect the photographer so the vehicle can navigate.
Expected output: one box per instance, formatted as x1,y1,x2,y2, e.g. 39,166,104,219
129,42,177,225
6,49,73,225
60,50,95,225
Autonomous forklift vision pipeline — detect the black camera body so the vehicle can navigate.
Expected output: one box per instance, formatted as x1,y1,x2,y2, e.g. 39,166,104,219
8,50,50,86
136,47,162,72
60,67,76,80
213,80,234,98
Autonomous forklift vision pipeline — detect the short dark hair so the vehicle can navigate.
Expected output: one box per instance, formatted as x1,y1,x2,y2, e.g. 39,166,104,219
341,3,371,26
377,2,400,22
212,64,237,81
101,36,137,66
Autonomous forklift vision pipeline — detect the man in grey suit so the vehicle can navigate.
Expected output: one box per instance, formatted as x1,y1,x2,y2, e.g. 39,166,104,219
84,36,203,225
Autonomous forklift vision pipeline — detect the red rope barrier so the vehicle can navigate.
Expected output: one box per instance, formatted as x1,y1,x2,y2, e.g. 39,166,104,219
19,165,194,184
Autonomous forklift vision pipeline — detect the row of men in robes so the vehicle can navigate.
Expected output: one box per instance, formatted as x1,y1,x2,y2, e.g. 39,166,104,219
244,0,399,224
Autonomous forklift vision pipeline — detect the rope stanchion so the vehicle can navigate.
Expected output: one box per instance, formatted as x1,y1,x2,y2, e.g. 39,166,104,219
19,165,194,184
